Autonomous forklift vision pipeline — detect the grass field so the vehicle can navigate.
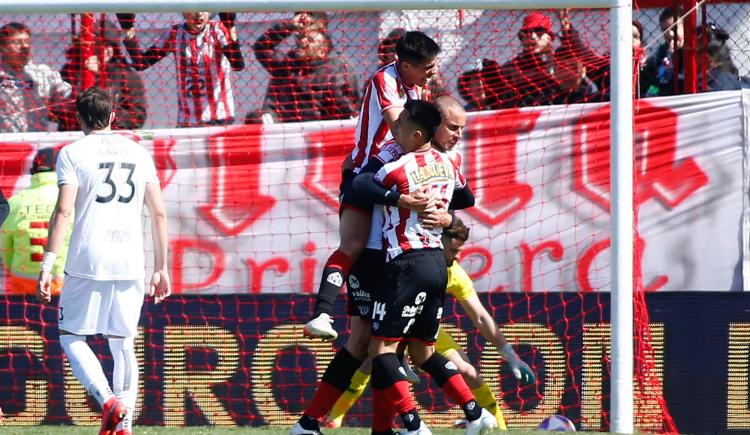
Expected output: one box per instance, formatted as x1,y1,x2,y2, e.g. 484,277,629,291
0,427,621,435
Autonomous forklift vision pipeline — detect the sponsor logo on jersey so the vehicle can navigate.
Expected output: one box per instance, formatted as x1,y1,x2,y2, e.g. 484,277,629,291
352,289,370,301
358,306,370,316
348,275,360,289
407,162,451,185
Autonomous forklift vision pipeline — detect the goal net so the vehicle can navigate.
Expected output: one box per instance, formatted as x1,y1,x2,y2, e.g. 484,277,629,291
0,2,698,432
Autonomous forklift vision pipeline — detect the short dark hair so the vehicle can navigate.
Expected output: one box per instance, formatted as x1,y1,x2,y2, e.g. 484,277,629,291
443,215,470,242
396,31,440,66
403,99,442,143
76,87,113,130
659,6,684,25
0,22,30,43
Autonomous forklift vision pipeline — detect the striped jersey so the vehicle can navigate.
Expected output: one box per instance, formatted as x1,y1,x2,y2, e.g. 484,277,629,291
374,147,464,261
351,61,428,172
143,22,235,126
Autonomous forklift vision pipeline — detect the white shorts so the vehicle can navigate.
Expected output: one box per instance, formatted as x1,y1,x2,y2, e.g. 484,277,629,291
58,275,145,337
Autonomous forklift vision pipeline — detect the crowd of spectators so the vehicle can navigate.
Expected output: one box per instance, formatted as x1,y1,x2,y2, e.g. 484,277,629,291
0,7,746,133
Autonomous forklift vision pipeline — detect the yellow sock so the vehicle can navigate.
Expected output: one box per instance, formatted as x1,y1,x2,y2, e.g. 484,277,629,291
327,369,371,427
472,384,507,430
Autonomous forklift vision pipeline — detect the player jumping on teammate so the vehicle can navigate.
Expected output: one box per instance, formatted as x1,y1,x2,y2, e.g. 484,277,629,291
305,31,440,341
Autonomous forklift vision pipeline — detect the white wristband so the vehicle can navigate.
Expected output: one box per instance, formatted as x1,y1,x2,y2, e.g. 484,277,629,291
40,251,57,272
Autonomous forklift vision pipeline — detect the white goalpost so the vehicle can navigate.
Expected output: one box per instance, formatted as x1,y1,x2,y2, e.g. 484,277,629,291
0,0,634,432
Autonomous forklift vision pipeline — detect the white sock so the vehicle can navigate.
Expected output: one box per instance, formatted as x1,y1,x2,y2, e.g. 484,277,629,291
110,336,138,432
59,334,114,407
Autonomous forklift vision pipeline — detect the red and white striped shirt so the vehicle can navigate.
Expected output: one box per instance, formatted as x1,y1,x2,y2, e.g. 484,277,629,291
146,22,235,126
351,62,428,172
374,147,464,261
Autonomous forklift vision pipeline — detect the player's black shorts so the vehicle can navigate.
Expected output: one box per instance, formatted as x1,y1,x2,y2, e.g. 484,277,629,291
346,248,386,318
370,248,448,344
339,168,373,214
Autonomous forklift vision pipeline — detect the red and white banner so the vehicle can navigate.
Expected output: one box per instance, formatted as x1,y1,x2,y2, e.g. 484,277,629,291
1,91,748,293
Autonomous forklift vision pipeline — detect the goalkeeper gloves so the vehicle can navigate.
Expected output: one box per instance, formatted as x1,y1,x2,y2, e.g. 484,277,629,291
116,13,136,30
501,343,536,385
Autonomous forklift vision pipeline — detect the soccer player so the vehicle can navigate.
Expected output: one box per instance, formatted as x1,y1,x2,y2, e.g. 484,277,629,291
291,96,472,435
36,87,170,435
120,11,244,127
325,217,536,430
305,30,440,340
355,99,496,434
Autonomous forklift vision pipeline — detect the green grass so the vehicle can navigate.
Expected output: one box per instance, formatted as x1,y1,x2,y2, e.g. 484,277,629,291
0,427,621,435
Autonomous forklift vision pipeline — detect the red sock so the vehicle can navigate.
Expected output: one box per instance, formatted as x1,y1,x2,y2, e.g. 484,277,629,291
326,249,354,276
383,380,415,415
304,381,344,420
372,388,396,432
442,374,475,406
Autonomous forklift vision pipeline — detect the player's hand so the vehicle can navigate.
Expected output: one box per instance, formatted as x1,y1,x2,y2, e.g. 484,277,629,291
36,271,53,305
419,202,451,229
501,343,536,384
509,358,536,384
398,186,434,212
149,270,171,304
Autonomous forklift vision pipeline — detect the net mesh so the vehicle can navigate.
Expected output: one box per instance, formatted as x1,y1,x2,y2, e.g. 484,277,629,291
2,2,737,432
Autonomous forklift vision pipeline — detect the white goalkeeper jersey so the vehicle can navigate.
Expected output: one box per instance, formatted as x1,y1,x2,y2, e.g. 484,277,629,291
56,131,158,280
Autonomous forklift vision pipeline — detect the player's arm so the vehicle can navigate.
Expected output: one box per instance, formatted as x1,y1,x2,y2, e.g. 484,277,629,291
351,159,431,211
453,265,536,384
381,107,402,132
450,185,475,210
145,182,170,303
36,184,76,304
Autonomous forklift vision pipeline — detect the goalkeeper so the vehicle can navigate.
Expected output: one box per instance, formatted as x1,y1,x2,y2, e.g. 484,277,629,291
326,215,536,430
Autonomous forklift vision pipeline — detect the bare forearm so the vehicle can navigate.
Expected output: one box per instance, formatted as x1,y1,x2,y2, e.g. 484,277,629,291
474,311,509,351
46,208,72,254
151,212,168,271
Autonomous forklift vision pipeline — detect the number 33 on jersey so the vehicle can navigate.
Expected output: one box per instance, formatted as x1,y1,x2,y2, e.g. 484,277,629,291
56,131,159,280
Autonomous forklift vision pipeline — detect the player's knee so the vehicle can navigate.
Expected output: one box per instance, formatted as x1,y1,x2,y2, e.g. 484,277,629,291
460,363,483,387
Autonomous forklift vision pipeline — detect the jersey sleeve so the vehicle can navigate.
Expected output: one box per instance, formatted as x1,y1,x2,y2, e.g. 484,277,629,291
56,147,78,186
372,71,402,114
373,141,403,165
446,262,477,301
141,148,159,184
449,150,467,189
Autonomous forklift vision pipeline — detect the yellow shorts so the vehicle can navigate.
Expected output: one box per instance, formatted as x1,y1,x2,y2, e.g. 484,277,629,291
435,326,460,357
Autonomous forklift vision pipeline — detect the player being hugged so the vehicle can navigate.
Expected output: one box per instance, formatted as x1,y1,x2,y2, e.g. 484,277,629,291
305,31,440,340
351,99,497,434
36,87,170,435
